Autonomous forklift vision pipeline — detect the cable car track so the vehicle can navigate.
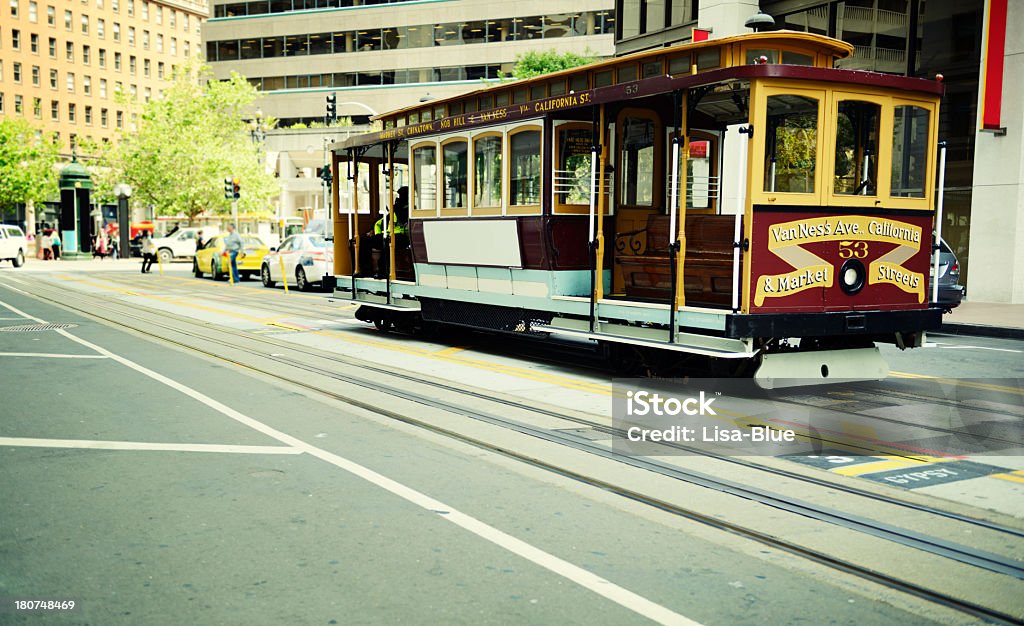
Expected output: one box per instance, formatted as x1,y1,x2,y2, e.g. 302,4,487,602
6,278,1024,625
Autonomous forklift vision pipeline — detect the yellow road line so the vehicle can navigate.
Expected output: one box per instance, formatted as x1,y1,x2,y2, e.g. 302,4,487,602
992,471,1024,484
890,371,1024,396
832,457,931,476
434,346,468,356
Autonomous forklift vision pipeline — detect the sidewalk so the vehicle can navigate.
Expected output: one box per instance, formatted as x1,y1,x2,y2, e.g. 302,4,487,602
4,257,192,274
940,301,1024,339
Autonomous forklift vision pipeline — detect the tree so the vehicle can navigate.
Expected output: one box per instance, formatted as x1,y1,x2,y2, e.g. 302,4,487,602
102,60,277,224
511,49,596,80
0,118,60,216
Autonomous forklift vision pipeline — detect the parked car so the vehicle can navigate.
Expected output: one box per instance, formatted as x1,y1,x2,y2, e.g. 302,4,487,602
261,234,333,291
193,233,269,281
151,226,220,264
0,225,27,267
932,238,964,311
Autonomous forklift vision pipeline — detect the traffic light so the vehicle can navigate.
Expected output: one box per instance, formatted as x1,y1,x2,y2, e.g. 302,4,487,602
231,176,241,199
326,93,337,123
320,166,332,187
223,178,233,199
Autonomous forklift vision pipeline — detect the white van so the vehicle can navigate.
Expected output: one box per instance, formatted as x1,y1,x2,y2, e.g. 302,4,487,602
151,226,220,264
0,225,27,267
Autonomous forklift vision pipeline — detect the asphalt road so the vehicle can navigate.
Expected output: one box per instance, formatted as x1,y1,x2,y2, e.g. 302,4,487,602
0,268,1020,625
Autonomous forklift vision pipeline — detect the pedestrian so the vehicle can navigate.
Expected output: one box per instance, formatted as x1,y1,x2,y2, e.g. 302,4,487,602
109,234,119,260
40,231,52,260
51,230,61,260
223,223,242,284
196,230,206,251
140,231,157,273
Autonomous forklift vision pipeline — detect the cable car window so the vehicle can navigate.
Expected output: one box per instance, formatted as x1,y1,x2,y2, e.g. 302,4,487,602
696,48,720,70
474,135,503,209
745,49,778,64
412,145,438,213
764,95,818,193
510,130,541,206
594,70,613,87
556,127,593,205
891,105,930,198
443,140,468,209
834,100,880,196
668,54,690,75
617,64,637,83
569,74,588,92
781,50,813,66
620,116,656,206
642,61,661,78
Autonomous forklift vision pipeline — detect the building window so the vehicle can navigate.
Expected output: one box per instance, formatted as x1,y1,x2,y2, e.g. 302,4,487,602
9,0,18,17
64,8,70,30
0,93,5,114
49,68,56,88
128,26,134,46
84,105,92,124
140,1,146,20
28,0,36,22
68,102,76,122
82,44,90,64
143,30,149,50
15,95,23,114
157,61,163,78
83,74,90,94
12,29,21,49
98,48,105,67
155,33,162,53
113,22,120,41
127,0,132,15
48,36,55,57
111,0,117,11
30,32,38,53
97,18,104,38
129,55,135,74
116,110,123,127
100,107,107,127
114,52,121,70
143,86,149,101
155,5,160,23
46,4,53,26
33,97,42,118
31,64,39,85
51,99,58,120
80,14,88,34
13,62,22,82
168,9,174,27
66,71,74,92
143,58,149,76
99,77,106,97
183,40,189,57
66,41,73,61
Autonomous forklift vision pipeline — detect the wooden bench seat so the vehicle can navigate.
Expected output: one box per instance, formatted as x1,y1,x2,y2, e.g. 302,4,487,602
616,214,735,307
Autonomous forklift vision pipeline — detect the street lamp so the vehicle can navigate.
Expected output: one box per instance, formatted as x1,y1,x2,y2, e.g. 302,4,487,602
248,109,267,144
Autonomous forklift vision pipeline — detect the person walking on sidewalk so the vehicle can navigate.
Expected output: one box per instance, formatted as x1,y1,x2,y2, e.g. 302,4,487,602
223,223,242,284
140,232,157,273
51,230,61,260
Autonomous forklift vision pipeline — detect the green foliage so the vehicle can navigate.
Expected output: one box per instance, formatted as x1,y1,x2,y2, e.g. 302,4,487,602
99,59,277,223
0,118,60,212
511,49,596,80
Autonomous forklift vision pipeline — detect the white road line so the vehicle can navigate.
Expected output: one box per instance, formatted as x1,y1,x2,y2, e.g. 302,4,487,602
0,437,302,454
3,275,28,285
0,291,700,626
0,352,109,359
939,345,1022,353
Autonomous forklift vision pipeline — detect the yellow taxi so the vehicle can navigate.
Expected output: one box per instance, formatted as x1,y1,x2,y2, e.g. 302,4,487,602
193,233,269,281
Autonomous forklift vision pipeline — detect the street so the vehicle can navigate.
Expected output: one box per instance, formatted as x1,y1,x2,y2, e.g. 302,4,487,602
0,261,1021,625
